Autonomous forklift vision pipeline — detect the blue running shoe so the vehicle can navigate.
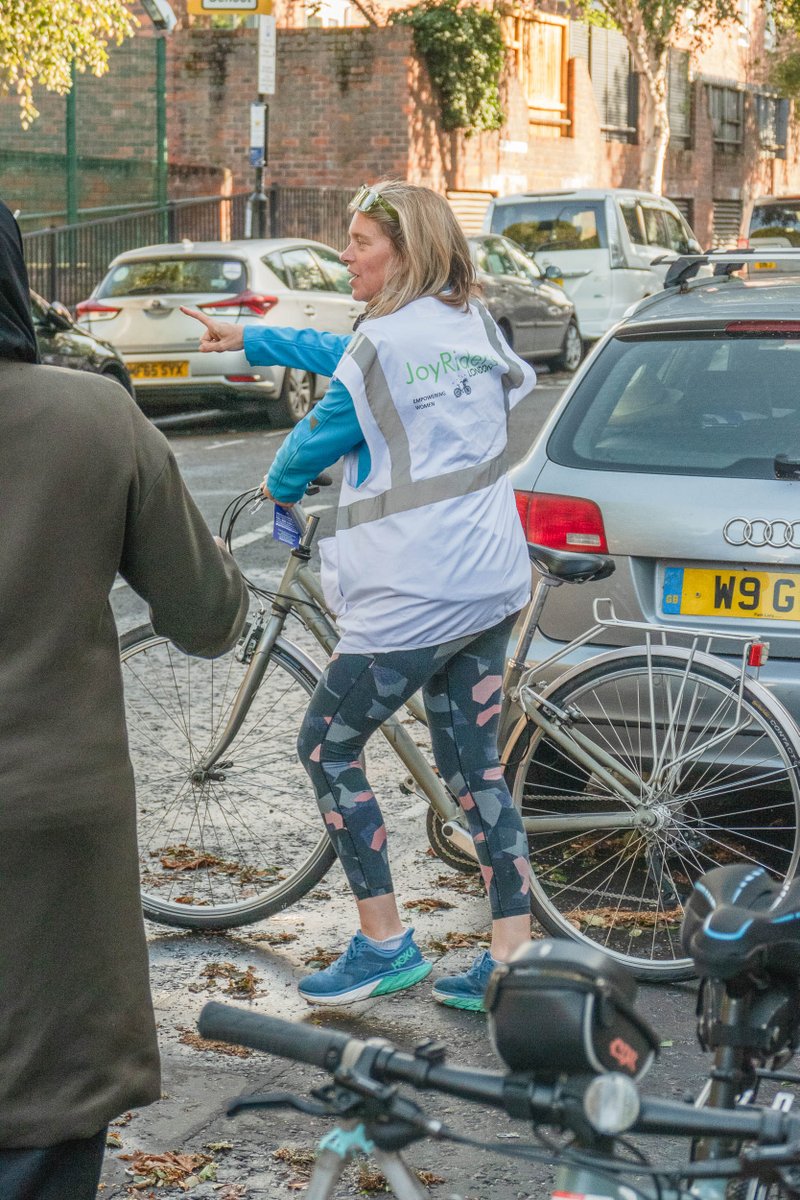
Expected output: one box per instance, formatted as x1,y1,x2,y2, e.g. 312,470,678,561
298,929,432,1006
431,950,498,1011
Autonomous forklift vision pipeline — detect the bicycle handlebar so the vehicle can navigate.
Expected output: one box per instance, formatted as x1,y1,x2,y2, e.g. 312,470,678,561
198,1003,800,1149
199,1002,353,1071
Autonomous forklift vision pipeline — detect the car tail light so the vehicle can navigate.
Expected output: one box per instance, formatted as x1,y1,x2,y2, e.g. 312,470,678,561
75,300,121,321
198,290,279,317
725,320,800,334
514,491,609,553
737,235,750,249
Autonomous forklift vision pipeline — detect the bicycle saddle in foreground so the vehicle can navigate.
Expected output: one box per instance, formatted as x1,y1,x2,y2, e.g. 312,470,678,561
682,863,800,982
526,542,615,584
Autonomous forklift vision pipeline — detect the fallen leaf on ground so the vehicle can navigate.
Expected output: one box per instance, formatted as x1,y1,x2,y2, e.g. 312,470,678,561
191,961,261,997
273,1145,316,1188
403,897,455,912
432,872,483,896
302,946,339,968
426,931,491,954
416,1169,446,1186
354,1164,389,1193
111,1112,136,1127
244,931,298,944
566,906,683,930
177,1027,251,1058
120,1150,215,1190
106,1130,123,1148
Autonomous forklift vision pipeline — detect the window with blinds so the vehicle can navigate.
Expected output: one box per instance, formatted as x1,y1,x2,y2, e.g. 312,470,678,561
668,49,691,147
707,85,744,150
712,199,743,248
505,13,570,137
570,22,637,142
755,93,789,158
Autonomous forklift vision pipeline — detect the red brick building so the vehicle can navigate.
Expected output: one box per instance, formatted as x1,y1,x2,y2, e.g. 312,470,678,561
2,0,798,247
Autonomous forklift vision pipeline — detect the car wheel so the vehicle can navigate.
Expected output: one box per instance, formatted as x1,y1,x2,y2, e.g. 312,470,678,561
268,368,315,427
498,319,514,351
553,320,583,372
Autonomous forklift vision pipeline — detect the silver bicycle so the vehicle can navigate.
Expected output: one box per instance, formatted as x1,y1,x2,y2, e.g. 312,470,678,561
120,486,800,979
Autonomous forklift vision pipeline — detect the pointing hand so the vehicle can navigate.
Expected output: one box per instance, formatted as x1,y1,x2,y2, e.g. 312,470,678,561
180,306,245,353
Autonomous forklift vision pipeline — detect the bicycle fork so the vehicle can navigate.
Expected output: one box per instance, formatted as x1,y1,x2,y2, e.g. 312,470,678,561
192,521,320,780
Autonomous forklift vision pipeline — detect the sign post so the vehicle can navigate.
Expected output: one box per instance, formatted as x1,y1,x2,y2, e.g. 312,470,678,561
185,1,275,238
245,12,276,238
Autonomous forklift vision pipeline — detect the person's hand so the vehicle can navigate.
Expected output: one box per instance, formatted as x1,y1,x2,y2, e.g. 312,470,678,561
260,481,293,509
214,535,228,551
180,306,245,353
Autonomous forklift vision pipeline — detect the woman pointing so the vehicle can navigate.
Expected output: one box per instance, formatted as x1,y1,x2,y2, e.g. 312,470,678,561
184,180,536,1012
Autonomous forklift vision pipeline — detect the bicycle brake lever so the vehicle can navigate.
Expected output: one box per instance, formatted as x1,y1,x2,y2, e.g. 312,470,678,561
226,1090,336,1118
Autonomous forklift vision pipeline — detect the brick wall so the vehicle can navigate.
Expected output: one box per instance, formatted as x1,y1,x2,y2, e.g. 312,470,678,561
168,24,414,189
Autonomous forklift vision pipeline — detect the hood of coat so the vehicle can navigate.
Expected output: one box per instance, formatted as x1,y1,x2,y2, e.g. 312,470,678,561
0,203,38,364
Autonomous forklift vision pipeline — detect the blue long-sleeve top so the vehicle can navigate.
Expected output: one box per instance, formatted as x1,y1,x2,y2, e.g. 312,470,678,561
243,325,369,503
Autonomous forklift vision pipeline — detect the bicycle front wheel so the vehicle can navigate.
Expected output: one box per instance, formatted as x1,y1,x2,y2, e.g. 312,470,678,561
511,651,800,980
121,624,335,929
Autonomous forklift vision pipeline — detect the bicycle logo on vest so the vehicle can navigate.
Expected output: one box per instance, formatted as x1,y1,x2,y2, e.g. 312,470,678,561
453,376,472,399
723,518,800,549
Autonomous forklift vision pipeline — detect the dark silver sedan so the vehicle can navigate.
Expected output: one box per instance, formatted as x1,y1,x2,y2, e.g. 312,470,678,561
468,234,583,371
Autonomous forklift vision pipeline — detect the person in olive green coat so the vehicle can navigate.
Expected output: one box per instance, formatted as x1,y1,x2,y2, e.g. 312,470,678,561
0,202,249,1199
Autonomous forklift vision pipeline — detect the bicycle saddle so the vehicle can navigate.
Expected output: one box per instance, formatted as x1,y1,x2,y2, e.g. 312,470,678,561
527,542,615,584
681,864,800,982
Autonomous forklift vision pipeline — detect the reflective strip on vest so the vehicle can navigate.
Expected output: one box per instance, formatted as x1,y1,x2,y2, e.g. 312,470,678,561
337,300,518,532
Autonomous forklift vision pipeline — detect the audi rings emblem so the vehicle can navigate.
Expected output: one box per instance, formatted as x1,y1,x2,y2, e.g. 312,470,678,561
723,518,800,549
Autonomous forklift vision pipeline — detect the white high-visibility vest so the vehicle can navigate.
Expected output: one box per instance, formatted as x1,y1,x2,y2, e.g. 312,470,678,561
318,295,537,654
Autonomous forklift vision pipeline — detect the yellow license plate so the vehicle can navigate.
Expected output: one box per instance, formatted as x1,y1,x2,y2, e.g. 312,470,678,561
662,566,800,621
753,261,777,270
126,360,189,380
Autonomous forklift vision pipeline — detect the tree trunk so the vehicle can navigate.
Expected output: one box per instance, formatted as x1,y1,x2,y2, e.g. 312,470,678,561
637,59,670,193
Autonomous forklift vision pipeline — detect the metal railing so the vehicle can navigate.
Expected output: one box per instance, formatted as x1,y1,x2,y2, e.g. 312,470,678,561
21,187,353,308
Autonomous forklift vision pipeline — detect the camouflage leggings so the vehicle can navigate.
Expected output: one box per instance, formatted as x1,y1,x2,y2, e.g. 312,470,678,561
296,613,531,920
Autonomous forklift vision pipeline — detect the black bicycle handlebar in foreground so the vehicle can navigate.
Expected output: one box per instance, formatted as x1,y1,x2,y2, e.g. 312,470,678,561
197,1002,800,1153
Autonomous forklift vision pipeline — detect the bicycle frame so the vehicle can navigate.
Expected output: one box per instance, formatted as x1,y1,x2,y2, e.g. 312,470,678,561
195,505,778,861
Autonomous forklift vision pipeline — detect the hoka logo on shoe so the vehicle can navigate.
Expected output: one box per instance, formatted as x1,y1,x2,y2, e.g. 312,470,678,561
392,946,416,968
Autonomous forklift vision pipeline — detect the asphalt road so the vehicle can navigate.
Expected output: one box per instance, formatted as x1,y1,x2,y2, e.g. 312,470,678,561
101,372,707,1199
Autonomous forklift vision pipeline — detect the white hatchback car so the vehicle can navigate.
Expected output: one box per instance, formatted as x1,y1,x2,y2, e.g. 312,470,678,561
76,238,362,425
483,188,702,341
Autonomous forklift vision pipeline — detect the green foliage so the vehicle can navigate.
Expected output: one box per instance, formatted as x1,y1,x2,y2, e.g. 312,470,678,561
0,0,137,127
392,0,505,135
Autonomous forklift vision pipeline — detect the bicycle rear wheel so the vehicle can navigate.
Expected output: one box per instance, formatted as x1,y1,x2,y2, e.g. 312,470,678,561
121,623,335,929
510,651,800,981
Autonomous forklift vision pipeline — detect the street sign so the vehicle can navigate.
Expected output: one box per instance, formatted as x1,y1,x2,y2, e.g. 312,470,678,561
249,102,266,168
187,0,272,13
257,15,276,96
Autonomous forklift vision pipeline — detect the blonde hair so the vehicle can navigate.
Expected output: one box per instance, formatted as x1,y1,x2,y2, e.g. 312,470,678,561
348,179,477,320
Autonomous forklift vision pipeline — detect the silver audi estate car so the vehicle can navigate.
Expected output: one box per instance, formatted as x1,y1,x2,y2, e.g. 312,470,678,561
76,238,363,425
511,262,800,725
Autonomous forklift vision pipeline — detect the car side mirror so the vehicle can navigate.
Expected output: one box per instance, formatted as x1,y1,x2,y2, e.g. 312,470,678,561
543,264,564,284
47,300,74,330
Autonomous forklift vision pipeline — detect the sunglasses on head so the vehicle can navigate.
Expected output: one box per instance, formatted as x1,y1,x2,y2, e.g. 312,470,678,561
351,184,399,222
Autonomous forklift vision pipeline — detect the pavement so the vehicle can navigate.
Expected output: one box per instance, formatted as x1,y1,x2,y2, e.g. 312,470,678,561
97,717,704,1199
